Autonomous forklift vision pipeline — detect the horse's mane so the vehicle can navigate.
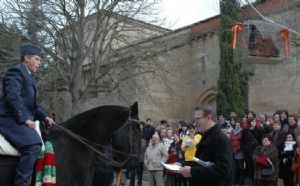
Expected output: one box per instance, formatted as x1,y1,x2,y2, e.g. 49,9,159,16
62,105,130,127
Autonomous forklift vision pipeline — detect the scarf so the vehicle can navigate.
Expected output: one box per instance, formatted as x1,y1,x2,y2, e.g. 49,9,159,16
284,141,296,152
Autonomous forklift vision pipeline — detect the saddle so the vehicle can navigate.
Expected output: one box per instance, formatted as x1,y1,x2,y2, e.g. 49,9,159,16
0,121,45,156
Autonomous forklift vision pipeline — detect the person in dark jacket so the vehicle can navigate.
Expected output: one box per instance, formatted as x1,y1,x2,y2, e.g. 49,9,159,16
241,118,262,184
0,45,54,186
169,133,187,186
252,134,279,186
279,133,296,186
143,118,155,147
178,106,234,186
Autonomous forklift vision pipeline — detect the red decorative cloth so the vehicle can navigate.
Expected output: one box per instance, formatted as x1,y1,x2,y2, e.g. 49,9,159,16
231,22,245,49
280,28,290,58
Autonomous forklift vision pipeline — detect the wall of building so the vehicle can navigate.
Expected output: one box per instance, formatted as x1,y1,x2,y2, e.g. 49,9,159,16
135,0,300,122
49,0,300,123
133,26,221,123
245,4,300,115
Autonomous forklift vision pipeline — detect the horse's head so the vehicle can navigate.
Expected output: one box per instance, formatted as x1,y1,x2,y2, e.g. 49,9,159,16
58,102,141,170
112,102,141,169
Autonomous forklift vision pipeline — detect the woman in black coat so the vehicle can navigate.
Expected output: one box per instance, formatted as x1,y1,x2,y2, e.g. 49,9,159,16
279,133,297,186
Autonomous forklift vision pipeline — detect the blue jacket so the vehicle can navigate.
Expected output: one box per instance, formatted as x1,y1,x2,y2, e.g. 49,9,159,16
0,64,48,148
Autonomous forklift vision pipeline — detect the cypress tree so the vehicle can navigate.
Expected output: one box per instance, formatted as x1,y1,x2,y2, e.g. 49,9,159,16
25,0,44,42
217,0,244,118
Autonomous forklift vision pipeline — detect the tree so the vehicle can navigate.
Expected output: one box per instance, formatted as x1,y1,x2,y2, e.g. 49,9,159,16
217,0,244,118
0,24,22,83
2,0,166,116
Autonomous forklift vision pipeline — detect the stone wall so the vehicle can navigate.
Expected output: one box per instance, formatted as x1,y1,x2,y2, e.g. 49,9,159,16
131,26,221,123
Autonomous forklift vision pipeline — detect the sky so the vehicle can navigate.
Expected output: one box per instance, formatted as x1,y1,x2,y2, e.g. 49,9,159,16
160,0,220,29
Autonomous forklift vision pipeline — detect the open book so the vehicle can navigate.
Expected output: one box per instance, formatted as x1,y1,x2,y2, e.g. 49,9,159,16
159,161,182,171
159,157,214,171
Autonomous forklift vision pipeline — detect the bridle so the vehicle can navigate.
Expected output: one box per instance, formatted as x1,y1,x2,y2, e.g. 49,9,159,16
52,114,141,168
112,115,140,167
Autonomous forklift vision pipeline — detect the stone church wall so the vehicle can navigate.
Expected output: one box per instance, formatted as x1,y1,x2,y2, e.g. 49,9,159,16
135,27,221,122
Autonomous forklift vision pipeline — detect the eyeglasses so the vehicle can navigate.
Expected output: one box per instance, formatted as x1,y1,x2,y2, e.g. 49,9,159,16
195,116,206,120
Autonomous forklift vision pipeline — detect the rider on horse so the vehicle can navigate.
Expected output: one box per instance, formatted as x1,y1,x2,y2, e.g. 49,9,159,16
0,44,54,186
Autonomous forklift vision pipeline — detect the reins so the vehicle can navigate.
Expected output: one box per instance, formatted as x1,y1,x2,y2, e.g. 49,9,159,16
52,117,140,168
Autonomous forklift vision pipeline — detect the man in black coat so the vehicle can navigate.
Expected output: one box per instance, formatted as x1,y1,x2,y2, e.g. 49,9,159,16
178,106,234,186
0,45,54,186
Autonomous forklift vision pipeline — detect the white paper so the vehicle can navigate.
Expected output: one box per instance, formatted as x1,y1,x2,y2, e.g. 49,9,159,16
159,161,182,171
184,139,194,147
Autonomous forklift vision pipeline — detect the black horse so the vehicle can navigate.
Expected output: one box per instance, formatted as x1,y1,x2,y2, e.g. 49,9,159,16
0,102,141,186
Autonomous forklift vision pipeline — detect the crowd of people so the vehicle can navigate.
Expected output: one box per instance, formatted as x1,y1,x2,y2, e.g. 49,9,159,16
127,109,300,186
128,106,233,186
221,110,300,186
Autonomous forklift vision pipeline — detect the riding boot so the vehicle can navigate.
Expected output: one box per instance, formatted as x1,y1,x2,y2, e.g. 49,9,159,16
14,144,41,186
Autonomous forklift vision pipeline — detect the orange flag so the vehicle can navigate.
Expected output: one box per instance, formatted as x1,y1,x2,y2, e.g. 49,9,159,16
280,28,290,58
232,22,244,49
